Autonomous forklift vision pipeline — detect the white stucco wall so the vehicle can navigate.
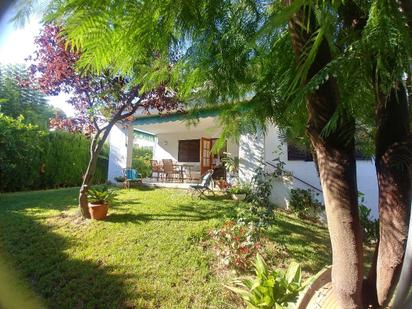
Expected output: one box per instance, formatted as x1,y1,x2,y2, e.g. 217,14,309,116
238,131,265,183
261,123,379,218
108,124,128,182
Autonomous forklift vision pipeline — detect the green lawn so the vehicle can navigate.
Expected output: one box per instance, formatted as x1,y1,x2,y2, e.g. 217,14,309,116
0,187,331,308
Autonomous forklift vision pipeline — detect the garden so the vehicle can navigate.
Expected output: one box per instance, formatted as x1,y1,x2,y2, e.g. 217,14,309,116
0,187,332,308
0,0,411,308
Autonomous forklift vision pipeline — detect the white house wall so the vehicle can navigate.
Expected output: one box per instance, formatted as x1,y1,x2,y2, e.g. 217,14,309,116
108,124,128,182
262,123,379,218
238,132,265,183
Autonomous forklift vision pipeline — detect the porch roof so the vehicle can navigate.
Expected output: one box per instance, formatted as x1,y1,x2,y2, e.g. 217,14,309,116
133,116,221,135
132,108,220,126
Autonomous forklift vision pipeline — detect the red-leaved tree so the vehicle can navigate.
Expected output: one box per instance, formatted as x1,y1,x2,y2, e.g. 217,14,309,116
28,25,180,218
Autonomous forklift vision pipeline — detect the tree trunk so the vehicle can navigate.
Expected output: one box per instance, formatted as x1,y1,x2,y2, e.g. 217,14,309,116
287,3,364,307
374,82,411,307
78,121,117,218
312,136,364,308
79,145,101,218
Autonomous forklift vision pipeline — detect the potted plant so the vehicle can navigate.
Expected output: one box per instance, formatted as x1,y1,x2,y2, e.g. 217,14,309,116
228,183,251,201
87,187,117,220
221,152,239,184
114,176,126,183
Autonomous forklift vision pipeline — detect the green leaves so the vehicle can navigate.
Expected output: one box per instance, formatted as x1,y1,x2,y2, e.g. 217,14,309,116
227,253,305,309
0,115,108,192
286,262,301,285
87,187,117,205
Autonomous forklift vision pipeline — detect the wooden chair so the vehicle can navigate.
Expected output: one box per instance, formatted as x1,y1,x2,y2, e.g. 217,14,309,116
162,159,181,182
150,160,163,181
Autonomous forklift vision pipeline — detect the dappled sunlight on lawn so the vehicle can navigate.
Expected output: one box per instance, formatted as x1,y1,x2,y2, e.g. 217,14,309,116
0,187,332,308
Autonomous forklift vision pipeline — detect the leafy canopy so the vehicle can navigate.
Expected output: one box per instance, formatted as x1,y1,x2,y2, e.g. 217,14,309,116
17,0,412,147
0,64,56,129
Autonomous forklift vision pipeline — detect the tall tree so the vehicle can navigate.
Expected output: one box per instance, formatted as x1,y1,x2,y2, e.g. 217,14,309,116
286,4,363,307
0,64,55,129
28,25,179,218
367,2,411,305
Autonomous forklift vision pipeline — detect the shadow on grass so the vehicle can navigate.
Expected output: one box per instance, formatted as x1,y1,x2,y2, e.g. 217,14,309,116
0,188,79,212
0,211,151,308
108,195,236,224
265,215,331,273
112,199,142,208
107,209,225,223
127,184,157,191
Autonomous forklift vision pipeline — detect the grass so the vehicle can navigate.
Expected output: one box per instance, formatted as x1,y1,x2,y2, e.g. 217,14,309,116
0,187,332,308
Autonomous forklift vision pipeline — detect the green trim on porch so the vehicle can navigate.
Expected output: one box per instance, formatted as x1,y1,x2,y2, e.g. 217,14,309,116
132,109,220,126
132,102,252,126
134,129,156,141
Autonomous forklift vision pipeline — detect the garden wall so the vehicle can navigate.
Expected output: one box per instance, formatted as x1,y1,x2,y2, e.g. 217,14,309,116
0,114,107,192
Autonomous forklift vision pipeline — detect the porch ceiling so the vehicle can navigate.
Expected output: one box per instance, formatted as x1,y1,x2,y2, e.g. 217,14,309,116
133,116,220,135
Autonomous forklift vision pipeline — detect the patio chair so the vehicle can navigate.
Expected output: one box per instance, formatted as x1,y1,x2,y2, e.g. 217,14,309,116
123,168,142,189
190,169,215,197
150,160,163,181
162,159,182,182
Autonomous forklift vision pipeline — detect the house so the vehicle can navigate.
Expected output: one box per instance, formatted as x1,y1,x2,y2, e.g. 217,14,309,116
108,109,379,218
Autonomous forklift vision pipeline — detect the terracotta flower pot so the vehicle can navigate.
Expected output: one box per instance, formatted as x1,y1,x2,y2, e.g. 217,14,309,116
88,203,108,220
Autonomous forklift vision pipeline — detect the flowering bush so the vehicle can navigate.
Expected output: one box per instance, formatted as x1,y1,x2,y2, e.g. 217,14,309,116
209,220,263,271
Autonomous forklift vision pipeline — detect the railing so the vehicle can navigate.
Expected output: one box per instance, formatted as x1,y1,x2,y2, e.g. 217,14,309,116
264,161,323,194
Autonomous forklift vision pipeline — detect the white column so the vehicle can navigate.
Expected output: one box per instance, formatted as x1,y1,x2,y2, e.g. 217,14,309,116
108,124,128,182
126,125,134,168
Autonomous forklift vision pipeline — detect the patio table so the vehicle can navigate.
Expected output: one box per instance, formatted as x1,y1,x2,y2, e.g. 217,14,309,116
172,164,185,182
173,164,196,182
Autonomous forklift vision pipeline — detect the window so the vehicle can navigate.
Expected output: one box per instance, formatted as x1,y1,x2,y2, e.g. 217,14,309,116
178,139,200,162
287,143,313,161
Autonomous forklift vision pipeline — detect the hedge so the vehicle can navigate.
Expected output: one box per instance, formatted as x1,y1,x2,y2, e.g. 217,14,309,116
0,114,108,192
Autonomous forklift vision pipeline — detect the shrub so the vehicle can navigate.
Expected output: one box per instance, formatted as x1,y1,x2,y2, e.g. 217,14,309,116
0,114,45,191
228,183,252,195
114,176,126,183
358,193,379,243
209,220,262,271
227,253,305,309
221,152,239,174
131,146,153,178
289,188,323,221
0,114,108,192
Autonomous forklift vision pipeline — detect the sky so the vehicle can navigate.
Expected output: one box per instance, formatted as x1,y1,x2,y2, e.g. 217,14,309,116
0,6,75,117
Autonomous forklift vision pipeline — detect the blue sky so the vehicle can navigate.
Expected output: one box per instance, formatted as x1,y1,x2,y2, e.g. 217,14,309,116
0,6,75,116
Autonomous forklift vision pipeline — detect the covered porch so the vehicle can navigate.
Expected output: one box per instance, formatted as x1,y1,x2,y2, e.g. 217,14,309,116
107,112,239,187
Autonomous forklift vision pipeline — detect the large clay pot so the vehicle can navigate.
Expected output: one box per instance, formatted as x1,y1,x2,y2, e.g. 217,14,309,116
88,203,108,220
296,266,338,309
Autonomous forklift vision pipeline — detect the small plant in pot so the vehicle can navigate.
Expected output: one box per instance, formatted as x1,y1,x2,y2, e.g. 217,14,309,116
87,187,117,220
228,183,251,201
114,176,126,183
